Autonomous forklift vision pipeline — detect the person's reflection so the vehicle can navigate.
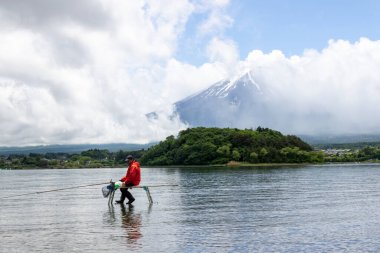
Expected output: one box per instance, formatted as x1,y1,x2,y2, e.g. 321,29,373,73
103,204,116,225
120,204,142,244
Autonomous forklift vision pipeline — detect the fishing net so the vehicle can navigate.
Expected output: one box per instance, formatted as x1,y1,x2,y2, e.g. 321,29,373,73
101,181,123,198
102,183,114,198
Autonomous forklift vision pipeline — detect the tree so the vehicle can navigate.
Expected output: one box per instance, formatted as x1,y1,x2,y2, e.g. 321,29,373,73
232,149,241,161
249,152,258,163
259,148,269,162
217,145,231,156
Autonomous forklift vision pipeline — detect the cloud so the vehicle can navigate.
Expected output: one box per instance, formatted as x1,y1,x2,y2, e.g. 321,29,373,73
0,0,110,30
206,37,239,66
198,9,233,36
238,38,380,135
196,0,232,36
0,0,234,146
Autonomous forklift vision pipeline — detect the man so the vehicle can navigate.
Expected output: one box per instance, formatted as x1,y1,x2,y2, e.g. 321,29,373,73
116,155,141,204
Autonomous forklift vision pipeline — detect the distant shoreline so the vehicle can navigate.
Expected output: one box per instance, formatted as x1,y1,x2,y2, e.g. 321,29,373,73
3,161,380,170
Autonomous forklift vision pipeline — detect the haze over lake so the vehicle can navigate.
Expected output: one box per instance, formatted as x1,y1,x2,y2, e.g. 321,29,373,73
1,165,380,252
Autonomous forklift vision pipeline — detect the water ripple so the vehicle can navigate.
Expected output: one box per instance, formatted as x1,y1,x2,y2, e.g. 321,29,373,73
1,165,380,252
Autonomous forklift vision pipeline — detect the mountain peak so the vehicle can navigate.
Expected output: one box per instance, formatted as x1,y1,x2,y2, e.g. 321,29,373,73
190,70,262,100
174,70,267,128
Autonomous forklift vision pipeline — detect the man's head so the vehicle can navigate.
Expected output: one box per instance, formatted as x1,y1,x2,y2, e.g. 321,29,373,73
125,155,134,164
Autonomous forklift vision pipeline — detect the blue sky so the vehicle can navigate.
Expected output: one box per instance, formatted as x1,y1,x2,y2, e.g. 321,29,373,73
1,0,380,145
178,0,380,64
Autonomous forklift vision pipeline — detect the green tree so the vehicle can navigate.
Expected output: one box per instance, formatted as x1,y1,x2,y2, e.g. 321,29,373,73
232,149,241,161
259,147,269,162
217,145,231,156
249,152,258,163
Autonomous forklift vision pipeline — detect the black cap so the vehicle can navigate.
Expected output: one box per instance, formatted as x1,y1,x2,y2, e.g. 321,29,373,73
125,155,134,161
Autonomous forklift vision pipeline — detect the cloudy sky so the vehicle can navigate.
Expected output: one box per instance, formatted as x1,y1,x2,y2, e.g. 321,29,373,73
1,0,380,146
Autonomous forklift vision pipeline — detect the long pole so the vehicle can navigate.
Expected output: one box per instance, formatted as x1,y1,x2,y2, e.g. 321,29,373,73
119,184,178,189
0,182,108,199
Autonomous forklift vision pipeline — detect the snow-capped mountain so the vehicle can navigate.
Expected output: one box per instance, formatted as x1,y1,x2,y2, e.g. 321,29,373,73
148,66,380,138
174,70,272,128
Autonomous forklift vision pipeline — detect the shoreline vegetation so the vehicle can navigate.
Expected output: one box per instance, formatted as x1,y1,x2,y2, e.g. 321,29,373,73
1,162,379,170
2,127,380,170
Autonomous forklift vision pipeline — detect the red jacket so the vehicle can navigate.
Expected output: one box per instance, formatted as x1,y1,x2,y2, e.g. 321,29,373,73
121,161,141,186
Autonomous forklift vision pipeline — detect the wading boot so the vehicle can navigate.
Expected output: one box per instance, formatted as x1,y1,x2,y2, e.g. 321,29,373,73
116,192,126,204
125,191,135,204
126,198,135,204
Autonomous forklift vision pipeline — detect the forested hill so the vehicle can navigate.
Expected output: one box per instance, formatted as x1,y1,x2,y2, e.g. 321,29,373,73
140,127,323,165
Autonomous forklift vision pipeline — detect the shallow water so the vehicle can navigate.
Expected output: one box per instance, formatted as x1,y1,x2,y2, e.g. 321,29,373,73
1,164,380,252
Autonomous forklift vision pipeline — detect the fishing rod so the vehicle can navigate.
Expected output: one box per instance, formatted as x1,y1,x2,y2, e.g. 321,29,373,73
0,182,179,200
0,181,109,200
120,184,178,188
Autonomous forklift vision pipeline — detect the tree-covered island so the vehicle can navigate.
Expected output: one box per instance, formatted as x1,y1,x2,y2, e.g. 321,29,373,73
2,127,380,169
140,127,322,165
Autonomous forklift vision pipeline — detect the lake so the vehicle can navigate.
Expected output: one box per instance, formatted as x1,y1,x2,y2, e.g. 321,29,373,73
1,164,380,252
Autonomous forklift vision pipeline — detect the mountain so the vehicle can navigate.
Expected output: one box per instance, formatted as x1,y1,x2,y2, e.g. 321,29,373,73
299,134,380,145
0,143,155,155
174,70,272,129
172,71,380,144
146,70,380,144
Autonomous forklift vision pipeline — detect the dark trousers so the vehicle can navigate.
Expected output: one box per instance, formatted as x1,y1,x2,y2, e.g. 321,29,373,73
119,183,135,203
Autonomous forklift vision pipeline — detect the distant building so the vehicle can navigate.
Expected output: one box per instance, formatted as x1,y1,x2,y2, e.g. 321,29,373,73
323,149,351,156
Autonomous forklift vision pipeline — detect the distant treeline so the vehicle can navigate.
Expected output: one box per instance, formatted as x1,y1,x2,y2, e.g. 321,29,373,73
315,142,380,150
0,149,145,169
3,127,380,169
140,127,324,165
0,143,154,156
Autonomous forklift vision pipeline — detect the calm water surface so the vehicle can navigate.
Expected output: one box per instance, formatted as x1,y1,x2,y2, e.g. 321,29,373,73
1,164,380,252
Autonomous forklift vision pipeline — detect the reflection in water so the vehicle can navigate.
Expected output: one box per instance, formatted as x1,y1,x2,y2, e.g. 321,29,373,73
103,204,144,247
120,204,142,245
104,204,116,225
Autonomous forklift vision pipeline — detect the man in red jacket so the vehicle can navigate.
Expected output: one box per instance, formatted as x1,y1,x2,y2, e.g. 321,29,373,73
116,155,141,204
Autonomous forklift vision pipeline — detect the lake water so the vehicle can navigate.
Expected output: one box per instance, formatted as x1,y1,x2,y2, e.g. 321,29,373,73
1,164,380,252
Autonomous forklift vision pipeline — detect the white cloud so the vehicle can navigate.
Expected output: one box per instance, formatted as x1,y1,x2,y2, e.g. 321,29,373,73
198,9,233,36
203,0,230,8
0,0,234,146
207,37,239,67
239,38,380,135
161,59,227,100
196,0,232,36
